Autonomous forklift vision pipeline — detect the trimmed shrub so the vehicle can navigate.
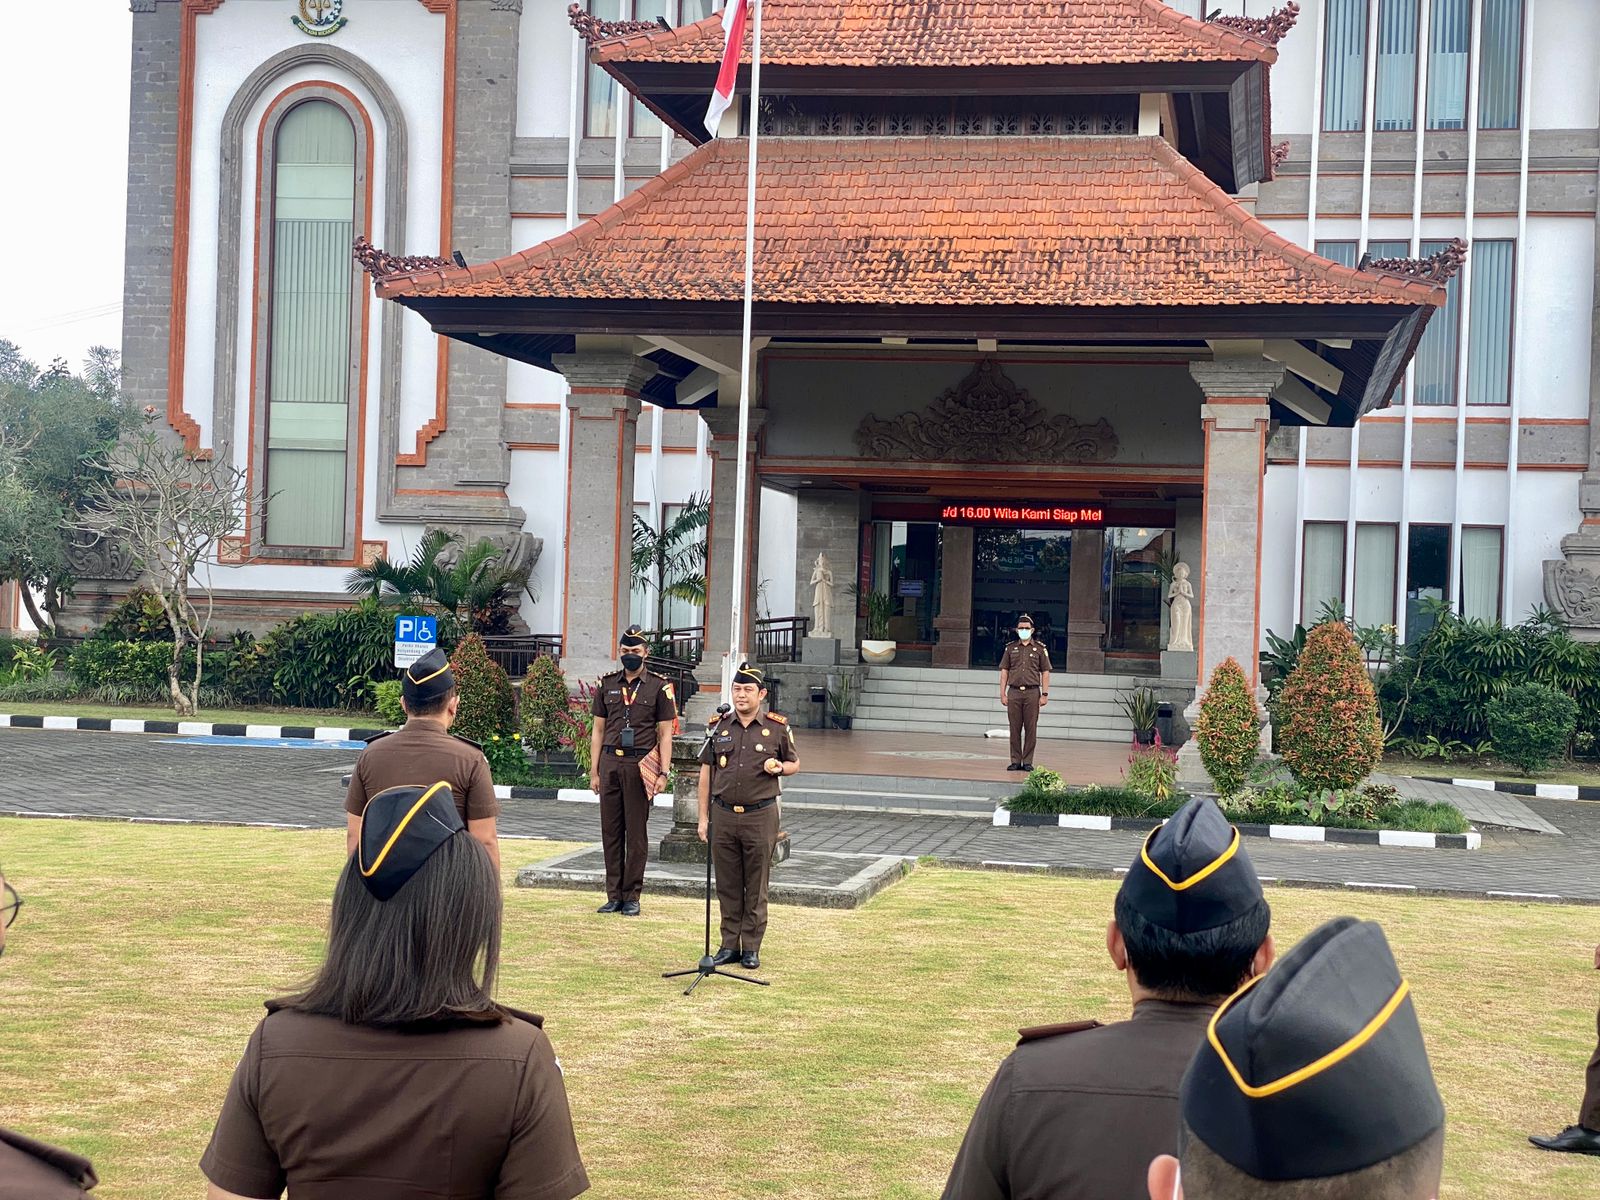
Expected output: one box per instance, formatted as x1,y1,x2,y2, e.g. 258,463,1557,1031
228,598,435,711
1486,682,1577,776
450,633,514,743
520,655,571,753
371,679,405,726
1277,622,1384,791
1194,657,1259,798
70,639,181,692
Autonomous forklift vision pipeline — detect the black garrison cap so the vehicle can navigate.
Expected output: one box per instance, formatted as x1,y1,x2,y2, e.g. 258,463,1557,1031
619,624,648,649
732,661,766,687
1119,797,1264,934
401,646,454,705
1181,916,1445,1181
356,782,464,901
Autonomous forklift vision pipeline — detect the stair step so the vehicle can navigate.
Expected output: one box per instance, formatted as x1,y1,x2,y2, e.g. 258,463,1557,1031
851,718,1133,744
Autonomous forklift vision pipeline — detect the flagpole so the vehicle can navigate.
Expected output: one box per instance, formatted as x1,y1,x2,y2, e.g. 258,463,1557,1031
724,0,762,700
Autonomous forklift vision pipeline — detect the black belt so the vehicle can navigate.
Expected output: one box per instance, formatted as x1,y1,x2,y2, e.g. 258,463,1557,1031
1008,684,1039,691
714,796,777,814
607,747,649,758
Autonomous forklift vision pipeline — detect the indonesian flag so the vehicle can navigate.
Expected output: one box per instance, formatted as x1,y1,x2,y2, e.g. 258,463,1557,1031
702,0,749,138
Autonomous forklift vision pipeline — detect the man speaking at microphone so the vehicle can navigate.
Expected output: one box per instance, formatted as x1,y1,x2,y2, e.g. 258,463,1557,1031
697,663,798,971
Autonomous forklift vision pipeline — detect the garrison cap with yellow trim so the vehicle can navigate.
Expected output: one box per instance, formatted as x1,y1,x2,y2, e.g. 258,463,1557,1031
1181,916,1445,1181
357,781,465,901
619,624,649,649
1118,796,1264,934
401,646,455,705
732,661,766,687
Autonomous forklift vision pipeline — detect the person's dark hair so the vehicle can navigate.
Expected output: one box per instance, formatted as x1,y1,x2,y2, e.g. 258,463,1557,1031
404,685,457,719
279,832,504,1026
1180,1123,1445,1199
1113,890,1270,1001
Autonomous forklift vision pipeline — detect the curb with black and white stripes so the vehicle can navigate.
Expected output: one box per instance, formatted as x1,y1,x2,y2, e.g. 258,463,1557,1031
1418,775,1600,802
0,714,386,740
991,807,1480,850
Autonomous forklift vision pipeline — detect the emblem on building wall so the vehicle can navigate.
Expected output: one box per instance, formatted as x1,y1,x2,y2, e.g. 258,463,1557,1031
292,0,347,37
854,359,1119,465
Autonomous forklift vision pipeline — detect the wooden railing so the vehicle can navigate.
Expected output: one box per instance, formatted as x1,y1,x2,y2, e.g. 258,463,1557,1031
755,615,810,663
481,634,563,679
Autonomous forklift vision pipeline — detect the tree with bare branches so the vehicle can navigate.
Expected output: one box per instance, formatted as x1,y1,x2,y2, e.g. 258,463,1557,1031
78,423,257,715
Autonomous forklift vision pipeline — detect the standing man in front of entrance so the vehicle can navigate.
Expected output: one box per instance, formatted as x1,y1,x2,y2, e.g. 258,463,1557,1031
697,662,798,970
998,614,1051,771
590,626,677,916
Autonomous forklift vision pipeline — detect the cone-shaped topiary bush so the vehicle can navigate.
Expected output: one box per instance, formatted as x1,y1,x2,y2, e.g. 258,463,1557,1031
1194,657,1259,797
520,654,572,753
1277,621,1384,791
450,633,515,743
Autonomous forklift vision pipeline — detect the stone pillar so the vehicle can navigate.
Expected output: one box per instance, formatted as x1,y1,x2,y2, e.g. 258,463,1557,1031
933,526,975,667
554,353,656,686
658,733,709,863
1066,528,1107,673
795,490,865,654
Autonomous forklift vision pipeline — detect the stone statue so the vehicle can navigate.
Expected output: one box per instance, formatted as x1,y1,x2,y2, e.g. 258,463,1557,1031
1167,562,1195,652
809,553,835,639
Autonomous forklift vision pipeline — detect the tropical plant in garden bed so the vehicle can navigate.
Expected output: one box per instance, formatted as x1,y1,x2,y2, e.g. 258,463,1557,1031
1486,683,1578,776
520,655,574,755
483,732,534,787
345,528,528,637
1193,657,1259,798
1116,686,1160,744
1275,622,1384,791
449,634,515,744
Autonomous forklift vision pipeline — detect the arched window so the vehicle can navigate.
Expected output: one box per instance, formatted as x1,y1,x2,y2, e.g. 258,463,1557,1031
264,99,357,547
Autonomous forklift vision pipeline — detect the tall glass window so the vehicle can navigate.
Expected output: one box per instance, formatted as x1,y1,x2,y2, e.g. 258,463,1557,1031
1413,238,1463,405
870,521,942,646
265,100,356,548
1315,240,1359,268
1467,240,1514,406
585,0,624,137
1427,0,1471,130
631,0,672,135
1460,526,1504,621
1104,528,1172,656
1406,524,1451,639
590,1,715,138
1375,0,1420,130
1302,522,1346,624
1478,0,1524,128
1354,524,1399,627
1322,0,1369,132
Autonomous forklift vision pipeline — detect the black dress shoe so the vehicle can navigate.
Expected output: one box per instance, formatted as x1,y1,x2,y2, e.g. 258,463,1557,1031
620,899,641,916
740,951,760,970
1530,1126,1600,1156
595,899,623,914
712,947,740,967
1020,763,1033,771
1006,763,1022,772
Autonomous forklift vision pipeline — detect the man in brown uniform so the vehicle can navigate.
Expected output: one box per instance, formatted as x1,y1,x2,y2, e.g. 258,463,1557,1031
1529,937,1600,1157
590,625,677,916
942,797,1274,1200
697,662,798,971
343,646,500,869
998,613,1051,771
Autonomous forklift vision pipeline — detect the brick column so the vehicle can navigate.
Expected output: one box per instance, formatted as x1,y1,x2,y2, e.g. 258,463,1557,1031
1066,528,1107,673
933,526,975,667
554,354,656,687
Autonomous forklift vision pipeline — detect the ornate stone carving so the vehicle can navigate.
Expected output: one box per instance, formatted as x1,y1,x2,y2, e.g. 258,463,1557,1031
854,359,1119,465
1544,560,1600,628
568,2,662,43
434,529,543,585
1271,140,1292,168
65,532,140,582
1361,238,1468,284
352,236,452,280
1167,563,1195,653
1210,2,1301,45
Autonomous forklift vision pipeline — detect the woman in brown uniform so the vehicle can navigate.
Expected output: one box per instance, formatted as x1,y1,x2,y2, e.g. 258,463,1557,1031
201,783,589,1200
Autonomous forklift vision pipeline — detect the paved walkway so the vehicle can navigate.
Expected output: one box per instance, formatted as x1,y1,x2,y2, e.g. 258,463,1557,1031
3,728,1598,902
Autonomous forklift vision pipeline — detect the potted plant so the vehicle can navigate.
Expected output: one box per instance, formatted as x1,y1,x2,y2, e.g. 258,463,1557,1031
1118,686,1160,745
828,677,857,731
860,590,897,665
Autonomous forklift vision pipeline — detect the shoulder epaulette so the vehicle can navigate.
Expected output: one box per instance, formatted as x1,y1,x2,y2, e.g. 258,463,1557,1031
767,712,789,725
363,730,393,746
452,733,484,751
1016,1019,1102,1045
600,668,623,681
648,668,670,681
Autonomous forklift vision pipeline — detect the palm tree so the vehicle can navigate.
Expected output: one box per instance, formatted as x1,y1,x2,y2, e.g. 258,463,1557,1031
345,530,531,633
631,494,710,638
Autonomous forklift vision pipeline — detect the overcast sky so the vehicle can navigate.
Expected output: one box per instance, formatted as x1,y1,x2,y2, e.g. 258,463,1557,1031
0,5,132,373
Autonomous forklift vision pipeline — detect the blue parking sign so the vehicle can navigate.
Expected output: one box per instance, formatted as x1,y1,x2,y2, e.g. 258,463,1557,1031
394,615,439,668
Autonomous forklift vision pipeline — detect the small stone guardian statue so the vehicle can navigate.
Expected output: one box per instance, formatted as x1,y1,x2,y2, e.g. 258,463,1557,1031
1167,562,1195,652
810,553,835,639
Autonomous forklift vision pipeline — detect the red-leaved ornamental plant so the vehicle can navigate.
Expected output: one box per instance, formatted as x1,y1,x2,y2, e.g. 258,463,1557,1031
448,633,515,744
1276,622,1384,791
1194,657,1259,798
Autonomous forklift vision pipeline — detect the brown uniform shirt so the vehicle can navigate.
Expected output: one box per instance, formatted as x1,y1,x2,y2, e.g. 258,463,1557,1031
999,640,1052,687
942,1001,1215,1200
590,670,677,755
0,1127,96,1198
344,722,499,823
201,1005,589,1200
700,710,798,803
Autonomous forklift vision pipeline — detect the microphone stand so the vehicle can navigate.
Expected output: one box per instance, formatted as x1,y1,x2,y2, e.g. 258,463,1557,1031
663,704,770,995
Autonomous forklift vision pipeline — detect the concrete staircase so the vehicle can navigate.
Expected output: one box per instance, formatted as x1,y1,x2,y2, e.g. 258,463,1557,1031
853,665,1145,743
780,771,1017,818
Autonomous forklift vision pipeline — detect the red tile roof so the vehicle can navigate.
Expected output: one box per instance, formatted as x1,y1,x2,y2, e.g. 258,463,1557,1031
377,136,1442,311
586,1,1279,69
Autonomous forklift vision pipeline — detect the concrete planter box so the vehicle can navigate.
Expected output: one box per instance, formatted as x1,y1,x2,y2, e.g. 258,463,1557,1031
992,806,1480,850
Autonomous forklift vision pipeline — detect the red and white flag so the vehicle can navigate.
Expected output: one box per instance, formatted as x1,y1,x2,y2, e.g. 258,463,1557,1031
702,0,749,138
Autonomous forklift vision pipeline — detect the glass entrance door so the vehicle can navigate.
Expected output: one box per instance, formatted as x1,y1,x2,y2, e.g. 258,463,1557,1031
971,528,1071,667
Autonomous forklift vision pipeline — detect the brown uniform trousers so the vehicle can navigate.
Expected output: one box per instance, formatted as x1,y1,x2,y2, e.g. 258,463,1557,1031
713,801,782,952
1007,687,1041,767
599,753,652,904
1583,1006,1600,1130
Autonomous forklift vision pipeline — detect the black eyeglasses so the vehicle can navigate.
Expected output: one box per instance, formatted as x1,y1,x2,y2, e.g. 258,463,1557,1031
1,881,21,929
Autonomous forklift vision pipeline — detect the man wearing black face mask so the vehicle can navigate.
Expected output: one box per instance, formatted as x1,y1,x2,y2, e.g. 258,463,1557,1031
589,626,678,916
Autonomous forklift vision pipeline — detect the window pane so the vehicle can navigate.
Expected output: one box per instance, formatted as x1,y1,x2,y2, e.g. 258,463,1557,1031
1322,0,1368,132
1460,527,1503,621
1375,0,1419,131
632,0,670,135
1478,0,1524,128
1427,0,1470,130
1354,525,1399,627
267,101,354,549
678,0,717,19
1413,238,1462,405
1406,525,1451,639
1467,240,1514,406
630,502,651,628
1302,523,1345,625
1105,527,1169,655
586,0,622,137
1316,240,1359,268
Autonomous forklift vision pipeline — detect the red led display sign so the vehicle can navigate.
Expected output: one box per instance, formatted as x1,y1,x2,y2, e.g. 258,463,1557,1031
938,502,1106,529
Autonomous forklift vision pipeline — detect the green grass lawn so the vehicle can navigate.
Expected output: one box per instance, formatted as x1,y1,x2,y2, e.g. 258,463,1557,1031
1384,755,1600,789
0,698,379,727
1,818,1596,1199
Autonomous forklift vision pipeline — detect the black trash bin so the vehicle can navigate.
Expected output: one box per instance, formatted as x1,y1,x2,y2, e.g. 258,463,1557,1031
810,686,827,730
1156,702,1175,746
